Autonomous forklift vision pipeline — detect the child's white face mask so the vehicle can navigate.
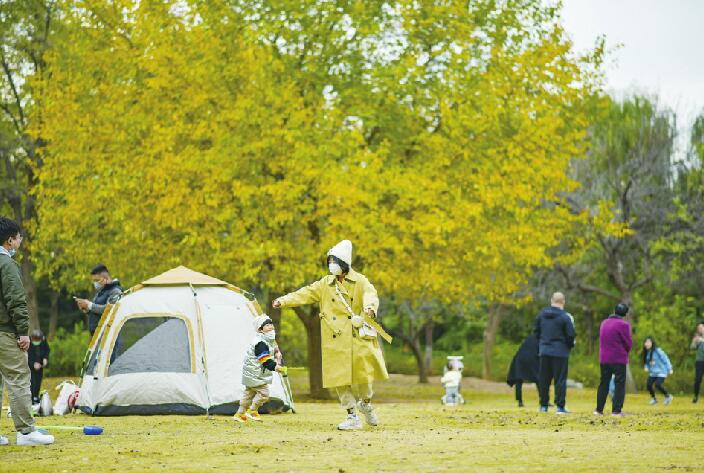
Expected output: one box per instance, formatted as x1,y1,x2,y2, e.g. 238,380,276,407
263,331,276,341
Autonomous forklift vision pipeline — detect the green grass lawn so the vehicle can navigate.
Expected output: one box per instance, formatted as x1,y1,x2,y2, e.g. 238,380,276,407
1,372,702,472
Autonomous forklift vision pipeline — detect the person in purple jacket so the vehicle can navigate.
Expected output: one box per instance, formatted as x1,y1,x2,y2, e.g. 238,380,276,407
594,303,633,416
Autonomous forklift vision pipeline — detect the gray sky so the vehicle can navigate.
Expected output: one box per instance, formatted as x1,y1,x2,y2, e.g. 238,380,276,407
561,0,704,155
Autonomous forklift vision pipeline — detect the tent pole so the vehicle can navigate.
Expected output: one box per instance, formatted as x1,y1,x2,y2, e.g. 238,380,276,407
191,284,211,413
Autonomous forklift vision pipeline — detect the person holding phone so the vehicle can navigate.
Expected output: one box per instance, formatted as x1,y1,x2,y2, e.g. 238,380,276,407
74,264,122,336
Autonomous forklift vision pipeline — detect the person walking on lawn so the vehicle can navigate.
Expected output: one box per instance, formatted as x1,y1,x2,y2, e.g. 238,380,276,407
534,292,576,414
594,303,633,417
642,337,674,405
691,321,704,403
273,240,390,431
233,315,288,423
0,217,54,446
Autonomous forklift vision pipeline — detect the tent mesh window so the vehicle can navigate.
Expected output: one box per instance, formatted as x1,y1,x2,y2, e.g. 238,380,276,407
108,316,191,376
86,333,103,376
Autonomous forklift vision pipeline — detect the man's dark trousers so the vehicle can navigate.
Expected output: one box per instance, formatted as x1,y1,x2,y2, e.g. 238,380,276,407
596,363,627,413
538,355,568,408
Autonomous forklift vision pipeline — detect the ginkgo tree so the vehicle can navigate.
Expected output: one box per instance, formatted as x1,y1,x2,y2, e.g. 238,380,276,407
33,0,604,392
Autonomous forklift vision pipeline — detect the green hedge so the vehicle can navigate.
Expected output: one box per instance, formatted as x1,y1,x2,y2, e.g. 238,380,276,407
385,339,700,394
45,324,91,377
40,321,702,395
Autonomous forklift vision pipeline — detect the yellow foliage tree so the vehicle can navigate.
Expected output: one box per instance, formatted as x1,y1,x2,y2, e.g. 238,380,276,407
33,0,603,389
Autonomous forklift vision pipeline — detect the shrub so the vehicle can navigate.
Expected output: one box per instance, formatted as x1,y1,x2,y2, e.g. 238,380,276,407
45,324,91,377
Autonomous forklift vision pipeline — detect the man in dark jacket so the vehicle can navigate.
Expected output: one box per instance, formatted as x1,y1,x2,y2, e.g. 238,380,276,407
506,334,540,407
75,264,122,335
0,217,54,446
28,329,50,404
534,292,576,414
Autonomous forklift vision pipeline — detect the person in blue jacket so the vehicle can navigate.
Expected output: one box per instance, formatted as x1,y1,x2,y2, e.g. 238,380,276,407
642,337,673,405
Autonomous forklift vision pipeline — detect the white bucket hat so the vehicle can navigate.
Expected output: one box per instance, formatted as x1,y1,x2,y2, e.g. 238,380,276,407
253,314,272,331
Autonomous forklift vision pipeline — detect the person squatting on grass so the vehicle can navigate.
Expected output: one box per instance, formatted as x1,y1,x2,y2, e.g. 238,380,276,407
234,315,287,423
534,292,576,414
441,361,462,406
691,321,704,403
642,337,673,405
274,240,389,431
506,333,540,408
0,217,54,446
595,303,633,417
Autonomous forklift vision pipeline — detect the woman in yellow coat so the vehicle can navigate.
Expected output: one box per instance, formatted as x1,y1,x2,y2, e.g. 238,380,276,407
273,240,389,430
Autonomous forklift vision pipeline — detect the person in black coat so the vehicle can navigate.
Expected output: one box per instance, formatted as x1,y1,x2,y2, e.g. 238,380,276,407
28,329,50,404
506,334,540,407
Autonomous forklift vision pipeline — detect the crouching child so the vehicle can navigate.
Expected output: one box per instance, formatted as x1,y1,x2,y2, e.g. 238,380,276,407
234,315,286,423
441,362,462,406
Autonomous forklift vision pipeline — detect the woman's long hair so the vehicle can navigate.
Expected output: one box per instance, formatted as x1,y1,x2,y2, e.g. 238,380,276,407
642,337,658,366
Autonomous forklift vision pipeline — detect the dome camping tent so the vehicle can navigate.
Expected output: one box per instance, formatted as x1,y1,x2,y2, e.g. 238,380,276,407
75,266,294,416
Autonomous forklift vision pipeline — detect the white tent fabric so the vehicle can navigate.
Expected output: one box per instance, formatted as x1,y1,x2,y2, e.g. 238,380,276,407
76,267,294,416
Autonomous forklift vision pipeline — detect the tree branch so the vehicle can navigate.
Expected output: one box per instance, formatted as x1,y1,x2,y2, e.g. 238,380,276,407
576,282,621,301
0,53,26,127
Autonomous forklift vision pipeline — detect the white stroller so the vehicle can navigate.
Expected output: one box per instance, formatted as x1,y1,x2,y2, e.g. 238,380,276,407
441,355,465,406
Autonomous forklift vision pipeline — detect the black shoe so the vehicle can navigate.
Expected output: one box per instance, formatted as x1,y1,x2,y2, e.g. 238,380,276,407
518,401,524,407
693,397,699,404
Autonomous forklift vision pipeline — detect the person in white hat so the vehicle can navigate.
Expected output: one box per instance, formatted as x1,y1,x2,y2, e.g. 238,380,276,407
273,240,389,431
233,315,287,423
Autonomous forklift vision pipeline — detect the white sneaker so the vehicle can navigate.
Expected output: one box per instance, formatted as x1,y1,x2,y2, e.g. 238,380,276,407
664,395,673,405
16,430,55,446
0,436,8,446
357,400,379,426
337,414,363,431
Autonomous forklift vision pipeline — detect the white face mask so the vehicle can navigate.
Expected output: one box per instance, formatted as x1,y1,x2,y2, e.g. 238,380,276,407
262,330,276,341
8,249,15,258
93,281,104,290
328,263,342,275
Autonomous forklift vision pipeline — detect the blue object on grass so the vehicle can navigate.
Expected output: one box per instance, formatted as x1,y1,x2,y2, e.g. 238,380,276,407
83,425,103,435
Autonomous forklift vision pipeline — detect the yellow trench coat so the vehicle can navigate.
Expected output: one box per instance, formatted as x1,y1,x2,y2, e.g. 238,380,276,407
279,269,389,389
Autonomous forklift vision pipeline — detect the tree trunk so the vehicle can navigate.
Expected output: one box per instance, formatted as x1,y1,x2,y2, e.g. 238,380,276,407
48,289,60,339
409,337,428,384
20,250,40,331
293,306,331,399
266,293,282,332
423,321,434,377
482,304,503,380
583,306,595,356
